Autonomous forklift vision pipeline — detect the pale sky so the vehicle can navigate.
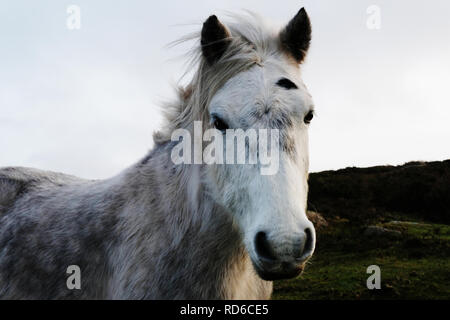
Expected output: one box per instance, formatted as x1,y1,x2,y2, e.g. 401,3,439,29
1,0,449,179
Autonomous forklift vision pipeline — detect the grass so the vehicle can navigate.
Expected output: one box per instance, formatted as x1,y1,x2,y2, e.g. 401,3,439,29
272,218,450,299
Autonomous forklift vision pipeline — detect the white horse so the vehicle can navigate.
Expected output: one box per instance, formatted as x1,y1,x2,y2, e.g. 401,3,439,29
0,8,315,299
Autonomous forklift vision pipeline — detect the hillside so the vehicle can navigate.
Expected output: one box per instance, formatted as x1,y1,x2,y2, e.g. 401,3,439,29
273,160,450,299
308,160,450,224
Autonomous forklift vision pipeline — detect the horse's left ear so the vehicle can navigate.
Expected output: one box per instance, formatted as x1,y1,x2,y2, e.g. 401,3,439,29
279,8,311,64
201,15,231,65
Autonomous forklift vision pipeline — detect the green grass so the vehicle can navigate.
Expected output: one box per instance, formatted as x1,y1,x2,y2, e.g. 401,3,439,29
383,221,450,242
272,218,450,299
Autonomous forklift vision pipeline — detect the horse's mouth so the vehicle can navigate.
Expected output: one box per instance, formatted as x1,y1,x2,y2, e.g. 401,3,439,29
253,262,305,281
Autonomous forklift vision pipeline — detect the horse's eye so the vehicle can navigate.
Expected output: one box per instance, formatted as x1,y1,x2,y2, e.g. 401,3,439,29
213,117,229,132
304,111,314,124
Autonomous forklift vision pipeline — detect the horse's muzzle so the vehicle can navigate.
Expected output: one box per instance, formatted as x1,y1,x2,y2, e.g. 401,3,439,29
251,227,315,280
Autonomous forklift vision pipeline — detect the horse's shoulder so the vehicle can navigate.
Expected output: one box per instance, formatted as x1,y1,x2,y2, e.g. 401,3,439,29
0,167,84,212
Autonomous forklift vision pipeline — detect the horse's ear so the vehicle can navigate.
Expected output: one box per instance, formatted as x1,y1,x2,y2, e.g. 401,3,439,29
279,8,311,64
201,15,231,65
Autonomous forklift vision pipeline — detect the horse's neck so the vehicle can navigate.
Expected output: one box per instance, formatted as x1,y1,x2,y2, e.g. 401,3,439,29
122,144,270,299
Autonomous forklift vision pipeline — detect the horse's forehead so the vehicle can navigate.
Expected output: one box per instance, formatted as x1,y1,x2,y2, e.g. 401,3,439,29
216,62,309,107
210,56,312,125
221,60,302,96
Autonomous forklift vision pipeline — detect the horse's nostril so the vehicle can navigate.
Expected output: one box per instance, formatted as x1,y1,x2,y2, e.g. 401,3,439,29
254,231,277,262
302,228,314,257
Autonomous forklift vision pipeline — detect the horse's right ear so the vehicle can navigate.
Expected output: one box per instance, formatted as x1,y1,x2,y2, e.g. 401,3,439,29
279,8,311,64
201,15,231,65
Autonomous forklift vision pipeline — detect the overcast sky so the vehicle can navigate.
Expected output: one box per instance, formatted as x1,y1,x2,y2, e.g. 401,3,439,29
1,0,449,179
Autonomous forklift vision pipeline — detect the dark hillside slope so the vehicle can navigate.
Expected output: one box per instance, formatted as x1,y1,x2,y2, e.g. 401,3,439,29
308,160,450,224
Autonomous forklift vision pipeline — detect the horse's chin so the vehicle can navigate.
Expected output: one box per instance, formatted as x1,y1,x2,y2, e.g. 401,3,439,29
252,261,305,281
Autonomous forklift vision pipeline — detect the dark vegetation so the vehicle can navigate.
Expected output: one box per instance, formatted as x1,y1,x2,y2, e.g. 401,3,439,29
273,160,450,299
308,160,450,224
